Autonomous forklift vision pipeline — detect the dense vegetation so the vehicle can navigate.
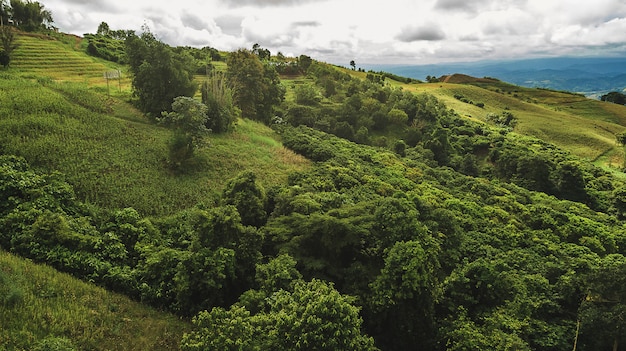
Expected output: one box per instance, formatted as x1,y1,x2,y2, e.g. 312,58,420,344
2,21,626,350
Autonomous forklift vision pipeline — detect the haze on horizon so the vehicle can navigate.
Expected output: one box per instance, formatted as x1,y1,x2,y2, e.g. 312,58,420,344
45,0,626,65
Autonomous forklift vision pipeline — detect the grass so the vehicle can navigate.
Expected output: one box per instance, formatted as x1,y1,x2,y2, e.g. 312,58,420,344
0,33,311,216
0,73,310,215
0,250,190,350
382,75,626,169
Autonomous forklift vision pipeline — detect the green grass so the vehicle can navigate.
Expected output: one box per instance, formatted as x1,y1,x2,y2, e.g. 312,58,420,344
0,250,190,350
1,33,311,215
0,73,309,215
383,76,626,169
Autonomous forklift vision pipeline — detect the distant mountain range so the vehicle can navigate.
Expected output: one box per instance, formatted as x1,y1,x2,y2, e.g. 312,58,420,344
363,57,626,98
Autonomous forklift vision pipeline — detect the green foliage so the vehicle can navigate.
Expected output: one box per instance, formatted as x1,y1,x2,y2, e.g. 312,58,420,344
227,49,285,124
201,70,237,133
125,30,197,116
221,171,267,227
578,254,626,350
159,96,211,166
0,25,18,67
600,91,626,105
181,279,378,351
0,268,23,308
7,0,53,31
84,33,127,63
33,336,76,351
486,110,518,129
294,84,322,105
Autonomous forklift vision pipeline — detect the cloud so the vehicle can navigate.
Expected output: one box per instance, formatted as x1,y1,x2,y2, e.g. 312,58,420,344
215,14,244,36
292,21,321,28
434,0,481,13
396,24,446,42
181,11,211,31
222,0,325,8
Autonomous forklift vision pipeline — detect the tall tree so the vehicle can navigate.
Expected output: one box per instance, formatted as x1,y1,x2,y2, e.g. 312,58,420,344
9,0,52,31
0,0,9,26
0,25,18,67
226,48,284,124
180,279,378,351
125,29,197,117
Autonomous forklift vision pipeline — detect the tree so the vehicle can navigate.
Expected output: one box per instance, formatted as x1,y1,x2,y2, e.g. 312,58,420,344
294,84,321,105
96,21,110,36
298,54,312,72
0,25,18,67
125,29,197,116
158,96,210,165
252,43,270,60
180,279,378,351
387,108,409,125
578,254,626,351
8,0,53,31
601,91,626,105
0,0,9,26
350,59,356,70
226,48,284,124
221,171,268,228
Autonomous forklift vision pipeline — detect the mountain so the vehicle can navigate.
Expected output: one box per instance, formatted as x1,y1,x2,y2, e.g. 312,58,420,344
363,56,626,97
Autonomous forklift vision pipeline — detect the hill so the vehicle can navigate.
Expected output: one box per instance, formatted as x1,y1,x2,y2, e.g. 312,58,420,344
385,73,626,170
2,30,626,351
1,32,310,216
0,249,189,350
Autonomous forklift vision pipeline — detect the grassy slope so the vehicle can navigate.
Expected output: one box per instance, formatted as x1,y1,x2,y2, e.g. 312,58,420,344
0,32,310,350
0,250,189,350
349,70,626,170
1,32,310,216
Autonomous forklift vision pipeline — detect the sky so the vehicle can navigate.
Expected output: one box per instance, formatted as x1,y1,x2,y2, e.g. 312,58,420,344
43,0,626,65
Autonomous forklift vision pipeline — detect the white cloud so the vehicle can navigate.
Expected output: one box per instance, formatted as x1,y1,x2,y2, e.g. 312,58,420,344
40,0,626,64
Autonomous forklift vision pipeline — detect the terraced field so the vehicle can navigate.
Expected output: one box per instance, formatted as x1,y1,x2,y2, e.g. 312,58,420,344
11,32,129,88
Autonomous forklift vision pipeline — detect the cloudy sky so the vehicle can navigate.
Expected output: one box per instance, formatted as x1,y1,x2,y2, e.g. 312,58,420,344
44,0,626,65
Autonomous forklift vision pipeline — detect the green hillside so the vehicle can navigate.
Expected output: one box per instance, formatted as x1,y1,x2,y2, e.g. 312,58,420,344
11,32,123,86
393,74,626,170
1,33,310,216
0,249,189,350
2,30,626,351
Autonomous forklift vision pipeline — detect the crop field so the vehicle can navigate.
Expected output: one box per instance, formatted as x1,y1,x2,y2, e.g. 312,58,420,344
10,33,129,90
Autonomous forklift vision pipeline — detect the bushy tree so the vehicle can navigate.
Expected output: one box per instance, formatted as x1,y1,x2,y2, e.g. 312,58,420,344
221,171,267,227
0,25,18,67
7,0,53,31
601,91,626,105
125,29,197,116
180,279,378,351
158,96,210,166
226,49,285,124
